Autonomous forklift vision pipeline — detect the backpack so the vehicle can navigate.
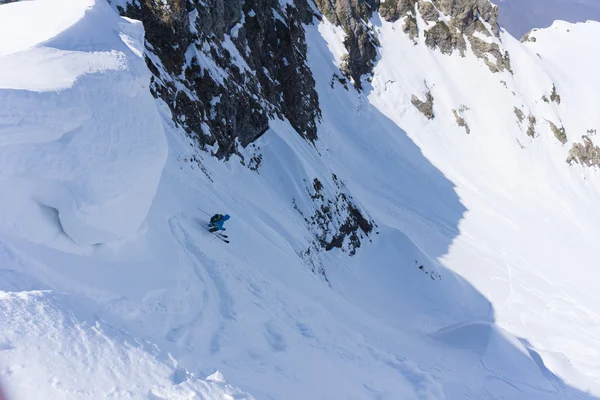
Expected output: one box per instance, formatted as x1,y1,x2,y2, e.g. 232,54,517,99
210,214,223,224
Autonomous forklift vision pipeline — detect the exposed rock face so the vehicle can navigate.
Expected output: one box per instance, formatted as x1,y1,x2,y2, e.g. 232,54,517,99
297,177,374,257
468,36,512,73
118,0,514,161
314,0,379,88
424,21,466,56
120,0,320,158
403,14,419,44
418,1,440,22
567,136,600,167
432,0,499,36
380,0,417,23
113,0,518,262
527,114,537,137
520,29,537,43
551,84,561,104
411,86,435,119
384,0,512,73
548,121,567,144
514,107,525,124
453,105,470,133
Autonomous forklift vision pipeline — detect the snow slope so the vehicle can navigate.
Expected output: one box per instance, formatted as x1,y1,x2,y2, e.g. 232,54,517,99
1,0,600,399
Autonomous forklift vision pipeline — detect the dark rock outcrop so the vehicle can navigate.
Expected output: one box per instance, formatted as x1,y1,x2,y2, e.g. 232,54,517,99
527,114,537,138
548,120,567,144
315,0,379,88
424,21,466,56
550,84,561,105
514,107,525,124
296,176,374,257
380,0,417,23
117,0,515,160
453,105,470,133
120,0,320,158
418,1,440,22
468,36,512,73
411,84,435,119
567,136,600,167
386,0,512,73
403,14,419,44
432,0,499,36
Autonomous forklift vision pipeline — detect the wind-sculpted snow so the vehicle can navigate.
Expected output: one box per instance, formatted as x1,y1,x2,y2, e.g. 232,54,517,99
0,0,166,246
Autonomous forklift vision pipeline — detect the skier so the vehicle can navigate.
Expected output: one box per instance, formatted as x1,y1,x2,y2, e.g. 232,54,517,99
208,213,230,233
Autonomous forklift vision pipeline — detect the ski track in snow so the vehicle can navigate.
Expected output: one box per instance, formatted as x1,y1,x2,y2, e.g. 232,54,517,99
1,0,600,399
168,217,237,356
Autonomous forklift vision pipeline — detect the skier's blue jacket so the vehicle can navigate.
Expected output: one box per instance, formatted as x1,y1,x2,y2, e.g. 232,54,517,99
210,214,230,230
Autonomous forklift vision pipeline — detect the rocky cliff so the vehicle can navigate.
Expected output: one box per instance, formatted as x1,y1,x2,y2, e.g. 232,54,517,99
119,0,321,159
111,0,568,260
116,0,515,160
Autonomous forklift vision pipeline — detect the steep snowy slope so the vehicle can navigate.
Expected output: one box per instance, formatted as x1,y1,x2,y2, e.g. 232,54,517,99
363,14,600,394
1,0,600,399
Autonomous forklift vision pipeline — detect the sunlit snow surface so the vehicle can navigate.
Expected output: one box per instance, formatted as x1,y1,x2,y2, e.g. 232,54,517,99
0,1,599,399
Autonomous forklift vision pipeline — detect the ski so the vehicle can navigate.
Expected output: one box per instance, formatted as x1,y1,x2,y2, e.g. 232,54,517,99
207,227,228,238
207,228,229,243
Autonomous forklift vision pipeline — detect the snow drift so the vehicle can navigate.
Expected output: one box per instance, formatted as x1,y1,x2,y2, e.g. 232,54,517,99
0,0,166,246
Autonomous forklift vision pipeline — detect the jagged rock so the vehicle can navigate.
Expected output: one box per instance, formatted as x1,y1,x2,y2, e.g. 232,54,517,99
411,85,435,119
424,21,466,56
298,176,374,256
514,107,525,124
380,0,417,23
567,136,600,168
403,14,419,44
315,0,379,88
468,36,512,73
548,121,567,144
527,114,537,137
551,84,561,105
520,30,537,43
432,0,499,37
415,0,511,73
418,1,440,22
452,108,470,134
121,0,321,158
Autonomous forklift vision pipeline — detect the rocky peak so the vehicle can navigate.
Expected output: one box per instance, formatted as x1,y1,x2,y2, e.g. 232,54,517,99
314,0,380,88
378,0,511,73
432,0,499,36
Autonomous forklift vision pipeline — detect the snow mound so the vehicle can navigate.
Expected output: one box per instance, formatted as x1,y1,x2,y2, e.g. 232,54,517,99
432,322,543,380
0,290,253,400
0,0,166,246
